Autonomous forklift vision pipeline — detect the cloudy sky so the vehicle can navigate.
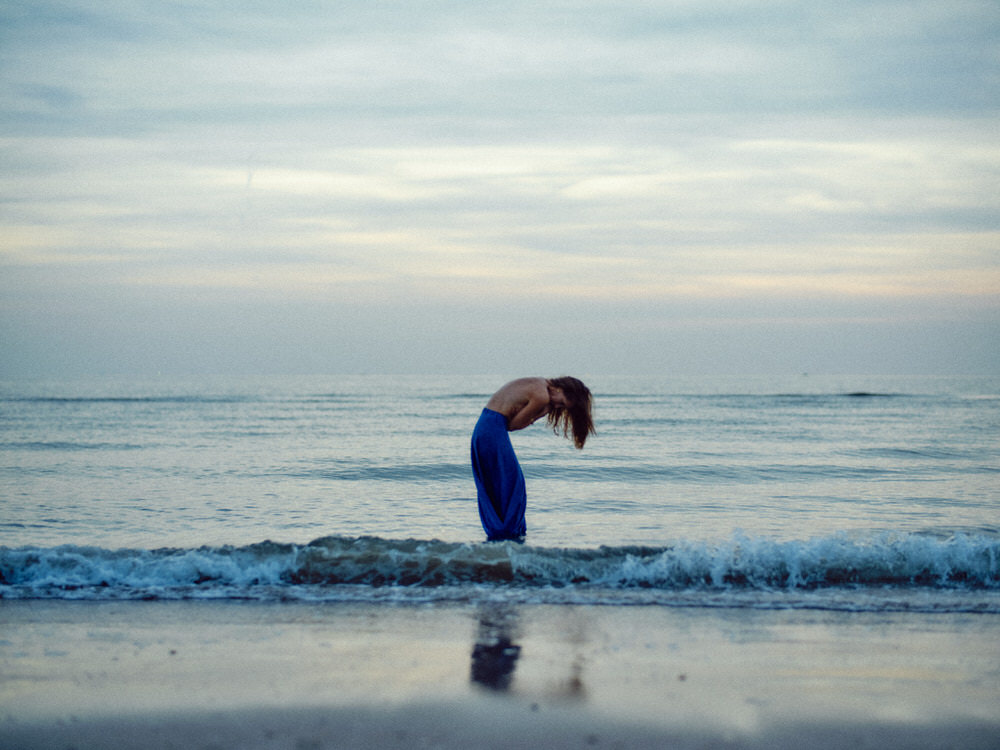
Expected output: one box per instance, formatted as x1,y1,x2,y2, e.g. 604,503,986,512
2,0,998,378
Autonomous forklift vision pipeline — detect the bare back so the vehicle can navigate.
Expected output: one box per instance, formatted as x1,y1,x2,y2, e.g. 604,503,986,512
486,377,551,431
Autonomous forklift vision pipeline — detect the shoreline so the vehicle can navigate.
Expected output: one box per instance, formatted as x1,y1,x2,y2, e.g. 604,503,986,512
2,599,998,749
5,702,1000,750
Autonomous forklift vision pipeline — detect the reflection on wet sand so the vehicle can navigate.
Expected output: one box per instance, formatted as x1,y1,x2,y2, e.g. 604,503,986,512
469,606,587,700
470,607,521,691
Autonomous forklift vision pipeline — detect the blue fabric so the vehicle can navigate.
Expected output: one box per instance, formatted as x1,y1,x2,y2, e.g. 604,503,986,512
471,408,527,541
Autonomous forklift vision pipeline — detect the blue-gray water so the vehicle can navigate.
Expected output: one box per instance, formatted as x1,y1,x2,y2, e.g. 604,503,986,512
2,374,997,611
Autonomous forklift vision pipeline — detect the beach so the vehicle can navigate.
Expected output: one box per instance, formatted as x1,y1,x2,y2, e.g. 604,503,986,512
2,374,998,748
3,599,998,749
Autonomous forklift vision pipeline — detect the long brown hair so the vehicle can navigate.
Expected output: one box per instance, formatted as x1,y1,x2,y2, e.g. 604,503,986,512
546,376,595,449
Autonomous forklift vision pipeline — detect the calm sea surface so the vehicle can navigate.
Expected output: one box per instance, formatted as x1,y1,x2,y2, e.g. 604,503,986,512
1,374,997,611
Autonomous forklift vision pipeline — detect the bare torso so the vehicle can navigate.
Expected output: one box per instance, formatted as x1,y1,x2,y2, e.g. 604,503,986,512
486,377,552,432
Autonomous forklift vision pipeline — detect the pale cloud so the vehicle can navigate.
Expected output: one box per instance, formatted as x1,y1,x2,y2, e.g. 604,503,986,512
212,166,454,203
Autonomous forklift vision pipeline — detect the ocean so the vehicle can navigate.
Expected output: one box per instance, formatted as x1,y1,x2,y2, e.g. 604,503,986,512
2,373,997,613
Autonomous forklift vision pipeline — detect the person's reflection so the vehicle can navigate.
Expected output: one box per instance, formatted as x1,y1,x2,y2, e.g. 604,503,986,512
470,606,521,691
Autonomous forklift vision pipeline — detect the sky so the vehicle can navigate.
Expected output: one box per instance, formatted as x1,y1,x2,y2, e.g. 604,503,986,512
1,0,998,378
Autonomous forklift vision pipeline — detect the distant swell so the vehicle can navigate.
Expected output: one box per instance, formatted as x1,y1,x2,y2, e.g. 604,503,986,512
5,396,250,404
1,533,997,605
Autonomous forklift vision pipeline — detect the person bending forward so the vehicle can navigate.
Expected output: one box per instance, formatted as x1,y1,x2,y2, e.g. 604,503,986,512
471,376,595,541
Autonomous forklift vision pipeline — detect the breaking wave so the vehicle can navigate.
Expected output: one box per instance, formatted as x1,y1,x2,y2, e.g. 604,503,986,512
2,532,998,611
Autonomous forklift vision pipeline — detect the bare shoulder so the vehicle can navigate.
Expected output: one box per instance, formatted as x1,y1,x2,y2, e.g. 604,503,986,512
486,377,548,416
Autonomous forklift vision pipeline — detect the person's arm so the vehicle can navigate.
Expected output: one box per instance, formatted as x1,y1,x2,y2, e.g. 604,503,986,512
506,386,550,431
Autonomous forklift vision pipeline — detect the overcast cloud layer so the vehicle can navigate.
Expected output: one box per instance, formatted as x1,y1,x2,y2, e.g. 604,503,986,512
2,1,998,377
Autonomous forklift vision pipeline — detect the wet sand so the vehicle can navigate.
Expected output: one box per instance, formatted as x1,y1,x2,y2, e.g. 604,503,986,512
2,600,998,749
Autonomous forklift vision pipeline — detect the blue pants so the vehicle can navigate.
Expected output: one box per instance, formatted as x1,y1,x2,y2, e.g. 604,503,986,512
471,408,527,541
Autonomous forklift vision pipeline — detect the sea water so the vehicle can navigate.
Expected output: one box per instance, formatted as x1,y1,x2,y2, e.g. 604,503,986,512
1,374,997,612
